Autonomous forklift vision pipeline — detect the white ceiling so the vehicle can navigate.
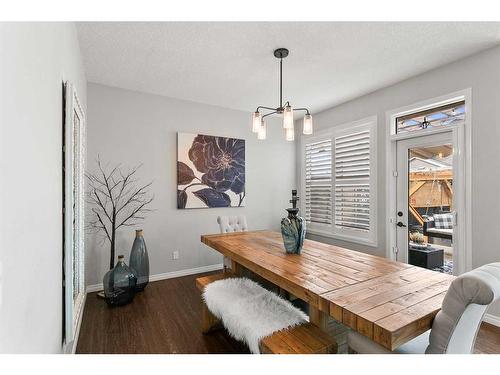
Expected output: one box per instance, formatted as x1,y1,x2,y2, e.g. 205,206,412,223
77,22,500,114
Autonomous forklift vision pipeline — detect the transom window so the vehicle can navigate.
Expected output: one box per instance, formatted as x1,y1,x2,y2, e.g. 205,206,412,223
396,100,465,135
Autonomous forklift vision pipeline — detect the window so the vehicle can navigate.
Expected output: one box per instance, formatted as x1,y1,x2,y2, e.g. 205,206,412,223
396,100,465,135
304,138,332,226
334,129,371,232
302,116,377,246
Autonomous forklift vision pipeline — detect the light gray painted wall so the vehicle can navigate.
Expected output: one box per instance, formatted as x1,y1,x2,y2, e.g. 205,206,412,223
297,45,500,318
0,23,87,353
85,83,295,287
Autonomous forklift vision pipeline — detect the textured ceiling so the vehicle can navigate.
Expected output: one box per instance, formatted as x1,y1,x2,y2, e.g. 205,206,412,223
77,22,500,114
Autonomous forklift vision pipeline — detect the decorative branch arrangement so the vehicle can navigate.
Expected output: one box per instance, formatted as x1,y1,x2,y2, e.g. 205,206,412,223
86,158,154,270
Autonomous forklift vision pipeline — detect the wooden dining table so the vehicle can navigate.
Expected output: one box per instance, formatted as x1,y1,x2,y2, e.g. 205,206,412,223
201,230,455,352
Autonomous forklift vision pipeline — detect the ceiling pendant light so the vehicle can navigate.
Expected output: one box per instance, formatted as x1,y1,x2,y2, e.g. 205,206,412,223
252,111,261,133
257,120,267,140
251,48,313,141
285,126,295,141
303,113,313,135
283,105,294,130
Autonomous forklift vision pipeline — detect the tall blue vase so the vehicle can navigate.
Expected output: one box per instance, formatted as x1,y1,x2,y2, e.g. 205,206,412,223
103,255,137,307
129,229,150,292
281,190,306,254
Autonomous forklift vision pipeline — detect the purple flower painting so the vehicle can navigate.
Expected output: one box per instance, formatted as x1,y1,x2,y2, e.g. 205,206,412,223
177,133,245,209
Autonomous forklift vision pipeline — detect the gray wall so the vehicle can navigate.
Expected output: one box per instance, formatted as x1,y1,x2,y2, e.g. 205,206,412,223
0,23,87,353
298,45,500,318
85,83,296,287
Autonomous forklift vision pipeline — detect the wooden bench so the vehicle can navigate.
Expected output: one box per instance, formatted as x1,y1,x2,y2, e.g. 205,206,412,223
196,273,337,354
196,273,235,333
260,323,337,354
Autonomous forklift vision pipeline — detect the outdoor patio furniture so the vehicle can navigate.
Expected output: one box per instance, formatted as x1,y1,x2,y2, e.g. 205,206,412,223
423,214,453,240
409,245,444,269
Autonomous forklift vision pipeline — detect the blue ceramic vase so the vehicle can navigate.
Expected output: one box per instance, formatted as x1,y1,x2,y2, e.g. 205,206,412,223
281,190,306,254
129,229,150,292
103,255,137,307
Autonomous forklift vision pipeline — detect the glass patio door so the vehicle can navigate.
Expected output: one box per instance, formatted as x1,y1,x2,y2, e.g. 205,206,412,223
395,131,455,274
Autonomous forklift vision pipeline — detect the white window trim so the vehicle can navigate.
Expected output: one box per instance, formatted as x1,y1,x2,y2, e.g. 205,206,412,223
300,115,378,247
385,89,472,275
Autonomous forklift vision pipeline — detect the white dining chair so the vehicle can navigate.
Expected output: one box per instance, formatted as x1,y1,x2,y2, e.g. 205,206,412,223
217,215,248,233
347,262,500,354
217,215,248,272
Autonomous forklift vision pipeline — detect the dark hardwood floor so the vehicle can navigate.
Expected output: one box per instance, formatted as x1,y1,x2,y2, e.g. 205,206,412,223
475,321,500,354
76,271,500,354
77,271,249,354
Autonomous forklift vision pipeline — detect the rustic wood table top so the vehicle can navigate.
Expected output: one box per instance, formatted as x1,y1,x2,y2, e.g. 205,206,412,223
201,230,455,351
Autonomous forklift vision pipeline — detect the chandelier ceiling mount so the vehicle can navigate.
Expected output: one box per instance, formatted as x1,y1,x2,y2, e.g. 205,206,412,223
251,48,313,141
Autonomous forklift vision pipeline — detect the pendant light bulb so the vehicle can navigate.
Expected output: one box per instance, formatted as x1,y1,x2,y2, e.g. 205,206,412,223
252,111,261,133
285,126,295,142
283,105,294,130
257,120,267,140
303,114,313,135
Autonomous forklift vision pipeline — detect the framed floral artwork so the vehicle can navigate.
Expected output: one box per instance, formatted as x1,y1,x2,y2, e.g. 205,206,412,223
177,133,245,209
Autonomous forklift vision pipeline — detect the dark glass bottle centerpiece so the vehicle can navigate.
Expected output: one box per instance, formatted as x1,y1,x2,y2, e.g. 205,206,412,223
129,229,150,292
103,255,137,307
280,190,306,254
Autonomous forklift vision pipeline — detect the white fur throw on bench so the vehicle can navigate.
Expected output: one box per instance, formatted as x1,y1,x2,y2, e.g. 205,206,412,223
203,277,308,353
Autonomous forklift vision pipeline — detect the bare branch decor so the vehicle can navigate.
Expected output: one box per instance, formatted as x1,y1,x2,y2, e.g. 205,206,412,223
86,158,154,270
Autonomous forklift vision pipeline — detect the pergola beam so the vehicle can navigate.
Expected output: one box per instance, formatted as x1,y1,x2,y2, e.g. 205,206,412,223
410,170,453,182
409,205,425,226
409,181,426,197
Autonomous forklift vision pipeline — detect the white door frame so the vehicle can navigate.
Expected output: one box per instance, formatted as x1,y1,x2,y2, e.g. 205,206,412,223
63,82,86,350
385,89,472,275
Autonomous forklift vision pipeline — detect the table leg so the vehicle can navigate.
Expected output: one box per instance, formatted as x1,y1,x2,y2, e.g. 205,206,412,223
309,305,329,330
279,288,290,299
230,259,243,276
228,259,283,295
309,304,349,354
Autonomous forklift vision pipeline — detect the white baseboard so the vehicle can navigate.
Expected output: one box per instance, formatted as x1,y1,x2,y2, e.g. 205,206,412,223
483,313,500,328
86,263,224,293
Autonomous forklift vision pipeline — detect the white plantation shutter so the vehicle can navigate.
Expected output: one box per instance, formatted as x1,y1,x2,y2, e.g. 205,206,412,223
334,129,371,232
302,117,377,246
305,139,332,226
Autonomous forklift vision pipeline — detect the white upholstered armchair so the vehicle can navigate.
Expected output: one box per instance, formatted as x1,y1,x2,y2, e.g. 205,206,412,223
348,263,500,354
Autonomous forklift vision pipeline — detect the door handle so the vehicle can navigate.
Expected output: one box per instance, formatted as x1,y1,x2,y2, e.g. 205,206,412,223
396,221,407,228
